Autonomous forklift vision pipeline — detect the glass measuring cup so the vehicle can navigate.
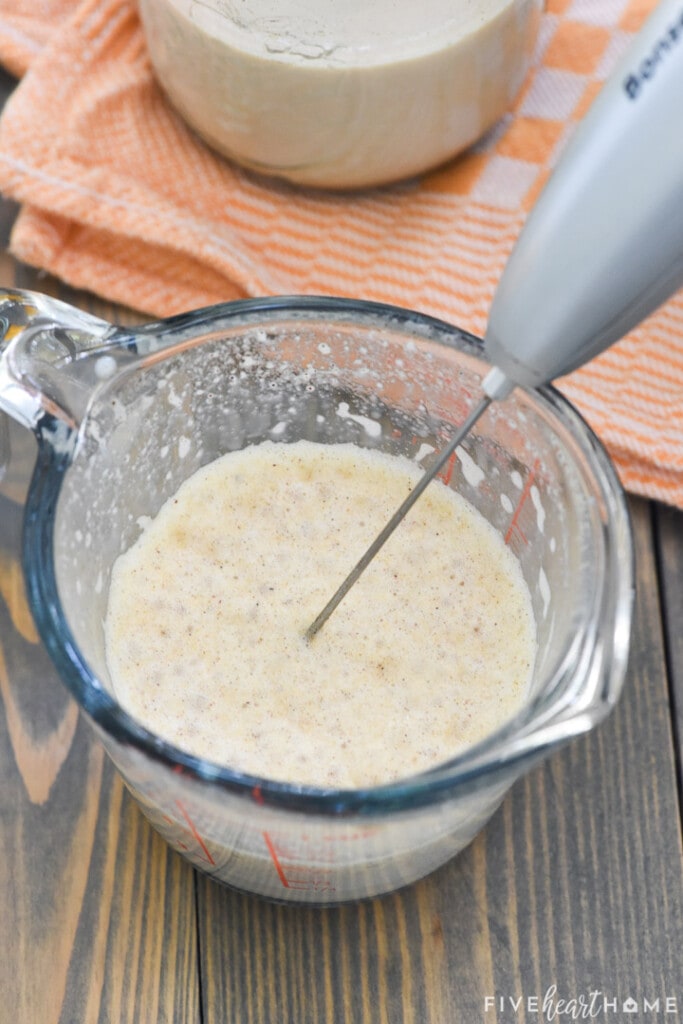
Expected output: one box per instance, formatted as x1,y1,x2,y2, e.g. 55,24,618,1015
138,0,542,188
0,289,632,904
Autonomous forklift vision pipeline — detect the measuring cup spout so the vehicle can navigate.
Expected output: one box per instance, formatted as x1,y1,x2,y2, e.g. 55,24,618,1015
0,288,120,433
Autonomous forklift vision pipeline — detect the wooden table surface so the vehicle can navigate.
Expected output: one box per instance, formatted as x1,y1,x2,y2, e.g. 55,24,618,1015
1,69,683,1024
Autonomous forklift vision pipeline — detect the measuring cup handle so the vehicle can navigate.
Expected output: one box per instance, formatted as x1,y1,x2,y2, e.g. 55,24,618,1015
0,288,119,432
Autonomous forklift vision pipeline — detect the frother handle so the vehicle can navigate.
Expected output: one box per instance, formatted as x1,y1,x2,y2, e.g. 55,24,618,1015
484,0,683,392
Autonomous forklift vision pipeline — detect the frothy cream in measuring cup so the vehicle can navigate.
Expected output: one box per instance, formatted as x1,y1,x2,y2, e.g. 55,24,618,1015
104,441,536,787
138,0,541,188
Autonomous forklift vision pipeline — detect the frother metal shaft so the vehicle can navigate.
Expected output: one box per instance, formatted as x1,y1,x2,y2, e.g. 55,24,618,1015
306,0,683,639
305,395,492,641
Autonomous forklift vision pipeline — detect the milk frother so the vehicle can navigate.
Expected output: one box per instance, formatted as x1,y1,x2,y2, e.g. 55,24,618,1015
306,0,683,638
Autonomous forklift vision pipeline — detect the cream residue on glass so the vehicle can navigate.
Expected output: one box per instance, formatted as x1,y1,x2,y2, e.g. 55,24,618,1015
104,441,536,788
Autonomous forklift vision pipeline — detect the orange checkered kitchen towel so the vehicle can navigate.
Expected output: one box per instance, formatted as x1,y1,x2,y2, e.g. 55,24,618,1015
0,0,681,507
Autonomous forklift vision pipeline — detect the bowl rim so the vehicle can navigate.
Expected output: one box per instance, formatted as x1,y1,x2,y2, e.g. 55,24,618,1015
22,294,634,816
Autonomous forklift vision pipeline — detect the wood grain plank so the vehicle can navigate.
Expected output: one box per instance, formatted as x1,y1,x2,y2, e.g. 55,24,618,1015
655,502,683,807
0,457,201,1023
0,157,202,1021
195,497,683,1023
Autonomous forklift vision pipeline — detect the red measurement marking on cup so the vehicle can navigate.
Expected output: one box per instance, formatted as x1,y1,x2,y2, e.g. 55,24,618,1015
284,868,336,894
175,799,216,866
162,814,190,852
263,830,290,887
322,828,377,842
505,459,540,549
262,831,337,893
438,451,457,487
